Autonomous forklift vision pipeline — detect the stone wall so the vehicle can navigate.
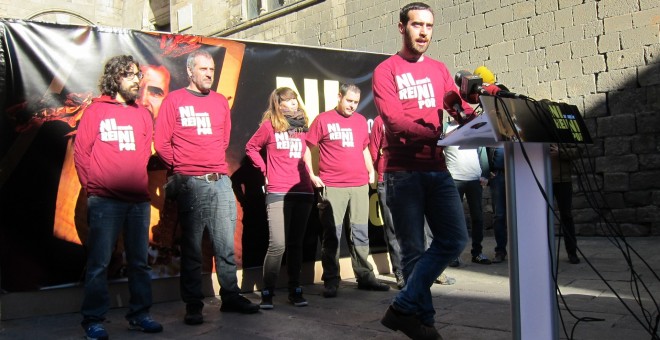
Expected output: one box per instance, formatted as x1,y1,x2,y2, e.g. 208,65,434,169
227,0,660,236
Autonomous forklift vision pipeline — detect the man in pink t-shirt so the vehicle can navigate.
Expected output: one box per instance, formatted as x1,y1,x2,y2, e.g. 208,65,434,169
305,84,390,298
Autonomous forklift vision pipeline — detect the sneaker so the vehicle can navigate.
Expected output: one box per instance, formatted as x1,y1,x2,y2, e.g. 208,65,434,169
288,287,308,307
323,284,338,298
260,288,274,310
448,257,461,267
381,305,443,340
492,253,507,263
394,270,405,290
220,295,260,314
128,315,163,333
568,253,580,264
357,280,390,291
471,253,492,265
84,323,109,340
434,273,456,285
183,304,204,325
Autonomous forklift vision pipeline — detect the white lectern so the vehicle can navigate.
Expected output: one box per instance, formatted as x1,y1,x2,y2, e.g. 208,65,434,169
439,96,591,340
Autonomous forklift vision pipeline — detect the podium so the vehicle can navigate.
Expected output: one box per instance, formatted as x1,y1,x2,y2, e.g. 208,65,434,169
439,96,591,340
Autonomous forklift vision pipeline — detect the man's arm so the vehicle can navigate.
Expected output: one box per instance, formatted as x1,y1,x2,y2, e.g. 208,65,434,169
73,105,97,190
303,145,324,188
154,96,175,168
363,147,375,184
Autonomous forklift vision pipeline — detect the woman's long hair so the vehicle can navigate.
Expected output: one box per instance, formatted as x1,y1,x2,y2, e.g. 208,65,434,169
260,87,309,132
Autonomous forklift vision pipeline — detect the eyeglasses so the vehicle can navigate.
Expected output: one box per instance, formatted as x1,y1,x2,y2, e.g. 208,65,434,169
123,71,143,80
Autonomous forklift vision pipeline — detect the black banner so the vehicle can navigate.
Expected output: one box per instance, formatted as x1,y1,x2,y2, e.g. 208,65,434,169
0,20,389,291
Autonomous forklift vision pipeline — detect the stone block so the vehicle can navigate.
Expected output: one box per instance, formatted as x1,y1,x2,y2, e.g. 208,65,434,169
637,112,660,134
529,12,556,35
475,25,504,48
597,0,640,19
646,44,660,64
582,55,607,74
630,171,660,190
507,52,528,71
604,136,632,155
536,0,559,14
538,62,560,82
558,58,582,78
521,66,539,87
547,43,572,62
596,68,638,92
609,87,648,115
488,41,514,57
551,78,568,99
584,93,608,117
573,2,598,25
514,36,536,53
459,2,475,19
606,46,646,70
502,19,531,40
573,208,600,223
466,14,486,33
637,205,660,223
563,25,584,42
483,57,508,74
528,49,547,67
566,74,595,97
605,193,626,207
469,47,489,64
442,5,460,23
535,29,565,49
653,191,660,205
513,1,536,20
571,38,599,58
584,20,605,38
639,63,660,86
631,135,659,154
632,7,660,28
603,172,630,191
604,14,633,34
474,0,499,14
641,0,660,10
611,208,637,222
559,0,582,9
450,19,467,38
624,191,653,205
621,26,660,50
555,7,574,29
460,32,476,52
485,7,513,27
596,115,637,137
497,69,523,88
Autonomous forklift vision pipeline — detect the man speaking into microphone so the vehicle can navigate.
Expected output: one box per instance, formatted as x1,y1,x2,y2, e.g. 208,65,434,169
372,2,475,339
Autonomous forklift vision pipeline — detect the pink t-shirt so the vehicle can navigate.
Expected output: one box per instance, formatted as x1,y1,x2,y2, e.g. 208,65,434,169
306,109,369,187
372,54,473,172
245,121,313,194
154,88,231,175
74,96,153,202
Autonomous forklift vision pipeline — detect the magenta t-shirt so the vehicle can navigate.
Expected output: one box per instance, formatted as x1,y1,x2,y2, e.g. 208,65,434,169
369,115,386,182
306,109,369,187
154,88,231,175
245,121,313,194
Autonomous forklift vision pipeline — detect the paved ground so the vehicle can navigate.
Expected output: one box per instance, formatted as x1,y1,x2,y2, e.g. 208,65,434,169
1,236,659,339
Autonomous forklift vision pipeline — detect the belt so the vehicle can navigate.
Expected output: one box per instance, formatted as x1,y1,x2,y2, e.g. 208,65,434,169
191,173,223,182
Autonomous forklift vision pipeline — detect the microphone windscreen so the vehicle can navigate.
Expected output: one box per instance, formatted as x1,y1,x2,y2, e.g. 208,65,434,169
482,83,502,96
474,66,496,84
454,70,472,87
443,90,462,111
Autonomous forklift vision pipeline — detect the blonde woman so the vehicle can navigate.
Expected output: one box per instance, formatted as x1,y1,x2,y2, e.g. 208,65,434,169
245,87,315,308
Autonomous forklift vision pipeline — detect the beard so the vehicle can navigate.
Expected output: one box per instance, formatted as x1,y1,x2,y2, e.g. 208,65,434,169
118,83,139,103
404,28,430,56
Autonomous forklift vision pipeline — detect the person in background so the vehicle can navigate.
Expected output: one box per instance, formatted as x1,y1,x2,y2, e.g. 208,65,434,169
154,50,259,326
443,118,492,267
245,87,315,308
138,64,170,119
74,54,163,340
305,83,390,298
550,143,580,264
488,146,508,264
372,2,473,339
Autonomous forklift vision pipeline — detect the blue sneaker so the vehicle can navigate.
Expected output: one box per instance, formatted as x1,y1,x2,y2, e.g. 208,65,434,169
84,323,109,340
128,315,163,333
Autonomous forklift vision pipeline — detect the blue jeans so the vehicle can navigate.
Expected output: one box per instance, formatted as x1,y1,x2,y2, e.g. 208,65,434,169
454,179,485,256
490,170,508,255
81,196,152,326
377,181,402,272
175,175,240,307
385,171,468,326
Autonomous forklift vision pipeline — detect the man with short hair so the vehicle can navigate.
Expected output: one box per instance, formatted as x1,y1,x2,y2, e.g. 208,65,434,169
305,83,390,298
155,50,259,326
74,54,163,340
373,2,473,339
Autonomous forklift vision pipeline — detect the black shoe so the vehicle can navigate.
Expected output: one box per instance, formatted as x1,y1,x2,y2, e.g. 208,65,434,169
260,288,274,310
357,280,390,291
220,295,260,314
492,253,507,263
288,287,308,307
381,305,443,340
394,270,405,290
568,254,580,264
448,258,461,267
184,305,203,325
471,253,492,265
323,284,338,298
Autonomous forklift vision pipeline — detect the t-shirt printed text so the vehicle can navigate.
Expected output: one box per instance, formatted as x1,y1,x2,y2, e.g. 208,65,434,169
396,73,437,109
327,123,354,147
274,132,303,158
100,118,135,151
179,105,212,135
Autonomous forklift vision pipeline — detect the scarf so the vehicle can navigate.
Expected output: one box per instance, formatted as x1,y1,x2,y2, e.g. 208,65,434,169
282,109,308,132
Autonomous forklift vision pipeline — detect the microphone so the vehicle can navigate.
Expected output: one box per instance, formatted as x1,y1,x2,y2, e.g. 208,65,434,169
443,90,469,125
453,70,483,104
473,66,528,99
